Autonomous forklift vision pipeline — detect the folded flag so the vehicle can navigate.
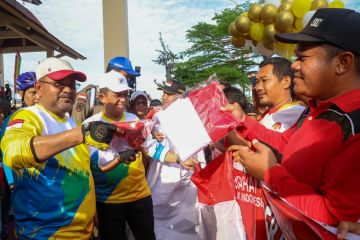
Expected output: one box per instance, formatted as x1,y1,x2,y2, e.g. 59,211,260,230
156,81,241,160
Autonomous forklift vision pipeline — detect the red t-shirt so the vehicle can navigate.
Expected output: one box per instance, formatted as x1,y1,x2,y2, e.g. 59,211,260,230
238,89,360,225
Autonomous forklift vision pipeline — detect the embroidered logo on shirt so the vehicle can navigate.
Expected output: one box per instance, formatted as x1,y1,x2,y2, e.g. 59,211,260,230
6,119,24,131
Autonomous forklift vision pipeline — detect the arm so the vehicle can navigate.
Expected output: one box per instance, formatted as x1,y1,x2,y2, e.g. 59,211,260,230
263,136,360,225
32,126,83,162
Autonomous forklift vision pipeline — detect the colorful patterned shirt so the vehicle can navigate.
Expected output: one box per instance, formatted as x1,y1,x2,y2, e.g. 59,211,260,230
84,112,151,203
1,104,95,239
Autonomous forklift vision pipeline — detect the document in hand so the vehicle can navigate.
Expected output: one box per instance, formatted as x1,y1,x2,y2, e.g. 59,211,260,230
156,81,241,160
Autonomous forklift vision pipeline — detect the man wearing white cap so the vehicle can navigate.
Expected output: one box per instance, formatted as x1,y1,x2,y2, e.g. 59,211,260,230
1,57,122,239
83,70,156,240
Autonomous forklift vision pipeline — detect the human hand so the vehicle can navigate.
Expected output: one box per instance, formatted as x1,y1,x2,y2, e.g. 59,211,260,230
181,158,199,170
221,103,246,121
153,131,165,141
228,139,277,180
337,221,360,239
82,121,117,150
118,149,138,165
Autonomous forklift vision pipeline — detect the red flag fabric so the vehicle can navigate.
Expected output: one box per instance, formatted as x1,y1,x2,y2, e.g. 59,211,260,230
192,152,339,240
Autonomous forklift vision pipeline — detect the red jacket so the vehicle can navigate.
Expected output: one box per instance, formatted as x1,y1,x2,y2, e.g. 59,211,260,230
238,89,360,225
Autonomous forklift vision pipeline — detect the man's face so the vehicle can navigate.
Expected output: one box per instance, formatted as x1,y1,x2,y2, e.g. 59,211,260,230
100,90,128,117
36,76,77,117
161,91,180,109
292,43,337,100
255,64,289,108
133,96,148,118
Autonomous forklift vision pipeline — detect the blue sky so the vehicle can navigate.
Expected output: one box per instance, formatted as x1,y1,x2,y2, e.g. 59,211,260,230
3,0,360,99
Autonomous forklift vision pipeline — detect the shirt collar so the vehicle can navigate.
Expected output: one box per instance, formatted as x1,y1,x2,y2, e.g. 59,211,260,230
317,89,360,112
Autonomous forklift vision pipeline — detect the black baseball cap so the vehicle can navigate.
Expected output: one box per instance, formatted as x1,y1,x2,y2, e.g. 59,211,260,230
156,80,186,95
150,99,162,107
275,8,360,55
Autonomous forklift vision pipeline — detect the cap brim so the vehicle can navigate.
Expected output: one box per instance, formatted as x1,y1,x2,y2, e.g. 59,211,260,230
156,84,178,94
110,86,132,93
47,70,87,82
124,70,140,77
275,32,326,44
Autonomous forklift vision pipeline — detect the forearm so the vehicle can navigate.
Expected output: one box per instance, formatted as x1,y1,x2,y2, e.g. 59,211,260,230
32,126,83,162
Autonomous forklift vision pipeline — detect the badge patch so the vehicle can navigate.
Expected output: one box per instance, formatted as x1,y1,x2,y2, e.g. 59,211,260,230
76,101,85,112
6,119,24,131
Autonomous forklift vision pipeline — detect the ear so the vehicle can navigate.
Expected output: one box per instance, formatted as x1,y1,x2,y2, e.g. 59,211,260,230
335,52,354,75
35,82,42,98
281,75,291,90
98,93,106,104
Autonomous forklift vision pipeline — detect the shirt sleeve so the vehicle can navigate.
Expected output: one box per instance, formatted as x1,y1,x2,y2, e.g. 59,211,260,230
263,135,360,225
238,116,295,155
1,109,43,170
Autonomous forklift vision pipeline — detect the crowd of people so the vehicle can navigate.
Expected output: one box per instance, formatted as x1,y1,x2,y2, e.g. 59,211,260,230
0,7,359,240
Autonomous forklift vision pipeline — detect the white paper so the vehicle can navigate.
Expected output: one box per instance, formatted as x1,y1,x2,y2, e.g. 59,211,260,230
157,98,212,161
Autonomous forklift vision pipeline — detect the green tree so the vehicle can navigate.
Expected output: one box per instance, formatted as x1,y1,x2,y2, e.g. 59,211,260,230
173,1,258,88
153,32,179,81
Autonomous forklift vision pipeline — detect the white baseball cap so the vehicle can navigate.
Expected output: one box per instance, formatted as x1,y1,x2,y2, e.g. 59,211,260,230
130,91,148,102
98,70,132,93
36,57,86,82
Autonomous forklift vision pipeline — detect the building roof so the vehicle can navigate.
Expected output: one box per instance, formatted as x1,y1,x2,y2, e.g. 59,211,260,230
0,0,85,60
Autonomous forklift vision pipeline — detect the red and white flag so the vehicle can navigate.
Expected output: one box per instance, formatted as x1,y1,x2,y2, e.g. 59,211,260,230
156,82,240,160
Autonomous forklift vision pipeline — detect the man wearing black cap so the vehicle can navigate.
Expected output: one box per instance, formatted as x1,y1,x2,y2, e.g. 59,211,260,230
226,8,360,228
147,79,202,239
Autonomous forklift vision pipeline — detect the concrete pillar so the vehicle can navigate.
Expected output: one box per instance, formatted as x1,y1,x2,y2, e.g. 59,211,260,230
102,0,129,71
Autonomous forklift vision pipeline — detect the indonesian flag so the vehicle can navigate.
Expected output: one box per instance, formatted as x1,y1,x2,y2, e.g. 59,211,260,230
192,151,346,240
156,81,240,160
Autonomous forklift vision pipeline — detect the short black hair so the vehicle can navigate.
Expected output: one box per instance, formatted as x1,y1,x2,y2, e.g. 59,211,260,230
259,57,295,97
323,43,360,75
223,87,257,115
223,87,246,110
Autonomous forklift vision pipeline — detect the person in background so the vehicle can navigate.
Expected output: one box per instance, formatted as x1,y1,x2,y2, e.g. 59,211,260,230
0,72,38,240
129,91,149,120
147,79,202,240
71,56,140,123
4,84,11,102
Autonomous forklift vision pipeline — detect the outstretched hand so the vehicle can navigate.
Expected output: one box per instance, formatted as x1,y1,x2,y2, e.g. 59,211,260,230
228,139,277,180
181,158,199,170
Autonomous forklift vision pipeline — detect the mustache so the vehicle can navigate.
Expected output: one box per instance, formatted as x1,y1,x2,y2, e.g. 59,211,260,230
58,93,74,99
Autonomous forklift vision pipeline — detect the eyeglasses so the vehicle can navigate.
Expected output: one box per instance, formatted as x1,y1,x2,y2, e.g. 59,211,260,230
38,80,76,89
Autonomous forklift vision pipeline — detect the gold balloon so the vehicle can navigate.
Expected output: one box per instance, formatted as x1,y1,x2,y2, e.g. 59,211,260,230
263,39,275,50
279,2,293,12
240,12,248,17
243,32,252,40
235,15,251,33
329,0,345,8
260,4,278,24
264,23,276,41
248,4,262,23
275,41,296,59
275,11,295,33
294,17,303,31
228,22,242,37
231,36,245,48
311,0,328,10
250,23,265,42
